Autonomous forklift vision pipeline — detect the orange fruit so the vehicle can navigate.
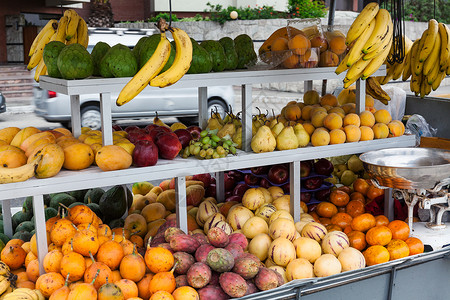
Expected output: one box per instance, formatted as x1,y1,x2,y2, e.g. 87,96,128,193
345,200,365,218
364,245,390,266
329,189,350,206
366,185,385,200
323,113,343,130
373,123,389,139
320,94,338,107
271,37,289,51
316,202,338,218
347,230,366,251
387,220,410,241
351,213,376,232
329,129,346,144
328,36,347,55
360,126,374,141
366,225,392,246
374,215,389,227
359,111,376,127
343,125,361,142
343,113,361,127
283,54,300,69
350,192,366,203
330,212,353,229
311,128,330,147
288,34,311,55
386,239,410,260
374,109,392,124
353,178,370,196
405,237,424,255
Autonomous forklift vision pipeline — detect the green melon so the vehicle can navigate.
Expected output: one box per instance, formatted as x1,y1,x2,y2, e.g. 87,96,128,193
15,221,34,233
68,189,90,202
108,218,125,229
84,188,105,204
0,233,9,244
49,193,77,210
12,231,33,242
99,185,129,221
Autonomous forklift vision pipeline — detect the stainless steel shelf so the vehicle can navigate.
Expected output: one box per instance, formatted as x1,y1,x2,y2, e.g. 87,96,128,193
38,65,387,94
0,135,415,201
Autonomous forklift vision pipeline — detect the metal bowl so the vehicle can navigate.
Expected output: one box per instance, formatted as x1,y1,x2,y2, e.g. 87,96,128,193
359,147,450,190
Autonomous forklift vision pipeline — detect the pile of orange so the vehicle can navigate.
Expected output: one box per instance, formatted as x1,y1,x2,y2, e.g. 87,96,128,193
308,180,424,266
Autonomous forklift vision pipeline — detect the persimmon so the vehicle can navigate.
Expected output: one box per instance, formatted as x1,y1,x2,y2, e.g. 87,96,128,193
366,225,392,246
386,239,409,260
347,231,366,251
364,245,390,266
405,237,424,255
375,215,389,227
387,220,410,241
329,189,350,207
343,225,353,235
350,192,366,203
319,217,332,227
325,224,342,232
331,212,353,229
351,213,376,232
345,200,365,218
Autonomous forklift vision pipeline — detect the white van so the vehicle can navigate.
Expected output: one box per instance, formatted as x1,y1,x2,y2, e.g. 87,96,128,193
33,28,234,129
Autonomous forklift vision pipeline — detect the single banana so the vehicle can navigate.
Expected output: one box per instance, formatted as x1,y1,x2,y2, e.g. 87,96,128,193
427,59,441,84
0,155,41,184
27,24,57,70
12,289,38,300
432,71,446,90
362,9,391,54
391,61,404,80
33,291,44,300
410,71,421,94
53,16,68,43
419,19,439,62
335,53,349,74
3,294,31,300
366,76,391,101
117,33,171,106
402,39,417,81
345,57,371,82
150,27,193,88
343,69,364,89
346,19,376,67
346,2,379,45
33,58,47,83
65,30,77,45
361,40,392,80
414,32,427,76
64,9,80,41
29,19,58,56
423,32,441,76
381,66,394,85
0,262,10,277
438,23,450,71
0,286,13,300
362,17,393,61
77,17,89,48
0,277,10,295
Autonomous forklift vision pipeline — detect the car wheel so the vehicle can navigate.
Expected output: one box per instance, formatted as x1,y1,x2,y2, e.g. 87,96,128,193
178,98,228,125
81,105,102,130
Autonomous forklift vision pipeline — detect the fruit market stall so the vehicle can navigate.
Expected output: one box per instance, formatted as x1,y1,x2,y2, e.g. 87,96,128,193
0,2,450,300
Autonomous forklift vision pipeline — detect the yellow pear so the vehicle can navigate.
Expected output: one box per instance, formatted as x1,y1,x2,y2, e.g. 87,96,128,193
293,123,310,147
251,125,276,153
276,126,299,150
271,121,285,138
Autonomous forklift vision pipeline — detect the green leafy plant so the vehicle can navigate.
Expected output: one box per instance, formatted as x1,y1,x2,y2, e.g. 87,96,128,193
403,0,449,23
287,0,327,19
147,12,179,23
180,14,205,22
205,2,283,24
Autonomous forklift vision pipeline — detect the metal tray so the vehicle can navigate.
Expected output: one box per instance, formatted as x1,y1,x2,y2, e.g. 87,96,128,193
359,147,450,189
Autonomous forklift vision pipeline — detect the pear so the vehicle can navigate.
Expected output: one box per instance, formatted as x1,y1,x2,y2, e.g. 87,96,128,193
251,125,276,153
217,122,236,139
334,164,348,179
271,121,285,138
347,154,364,173
269,117,279,129
170,122,187,131
340,170,358,186
325,174,339,185
276,126,299,150
293,123,310,147
232,127,242,149
207,117,223,131
153,112,168,127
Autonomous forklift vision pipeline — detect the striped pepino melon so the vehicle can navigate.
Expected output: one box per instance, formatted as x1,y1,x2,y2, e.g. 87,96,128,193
301,222,328,242
321,231,350,256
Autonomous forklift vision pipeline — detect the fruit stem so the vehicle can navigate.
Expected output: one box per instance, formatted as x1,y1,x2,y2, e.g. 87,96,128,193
91,269,100,285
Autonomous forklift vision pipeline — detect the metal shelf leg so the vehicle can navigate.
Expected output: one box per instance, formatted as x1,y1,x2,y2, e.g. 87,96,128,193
100,92,113,145
33,195,48,275
215,171,225,202
198,87,208,129
356,79,366,114
290,161,301,222
70,95,81,138
175,176,188,233
241,84,252,152
1,200,12,238
385,188,394,221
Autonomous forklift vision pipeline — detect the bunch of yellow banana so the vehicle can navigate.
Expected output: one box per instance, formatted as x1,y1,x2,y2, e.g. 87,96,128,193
0,275,12,299
1,288,44,300
27,9,88,82
377,35,413,85
402,20,450,98
117,25,193,106
336,3,393,88
0,155,42,184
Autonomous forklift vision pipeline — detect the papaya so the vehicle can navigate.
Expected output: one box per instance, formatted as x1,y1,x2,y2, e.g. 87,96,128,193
99,185,128,221
258,26,305,56
200,40,227,72
234,34,258,69
49,193,77,210
84,187,105,204
219,37,239,70
188,38,213,74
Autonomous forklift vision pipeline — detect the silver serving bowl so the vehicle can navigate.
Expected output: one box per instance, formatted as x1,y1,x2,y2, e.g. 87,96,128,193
359,147,450,190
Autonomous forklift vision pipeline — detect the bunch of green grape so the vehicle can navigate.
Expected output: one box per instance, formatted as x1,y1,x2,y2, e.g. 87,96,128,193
181,129,238,159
